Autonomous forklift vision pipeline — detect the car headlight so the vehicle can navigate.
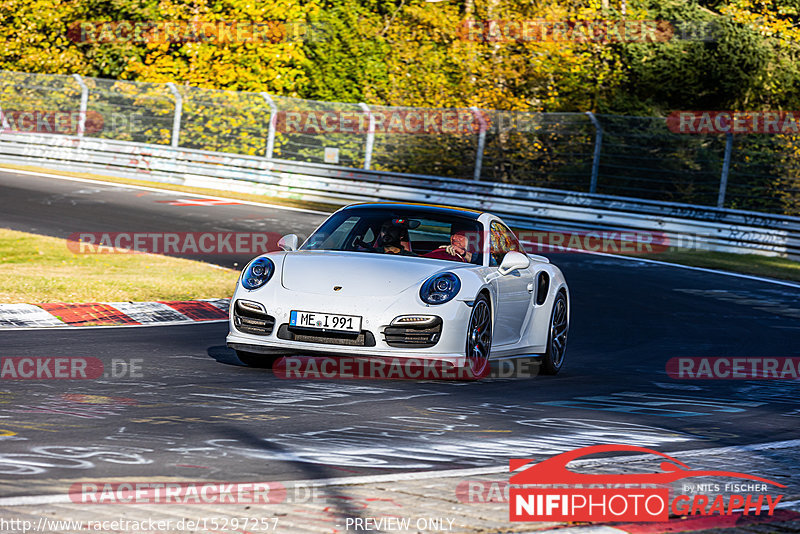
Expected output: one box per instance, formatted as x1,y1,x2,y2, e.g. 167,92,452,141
420,272,461,305
241,257,275,290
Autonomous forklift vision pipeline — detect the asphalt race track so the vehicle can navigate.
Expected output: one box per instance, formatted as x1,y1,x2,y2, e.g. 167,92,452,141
1,168,799,500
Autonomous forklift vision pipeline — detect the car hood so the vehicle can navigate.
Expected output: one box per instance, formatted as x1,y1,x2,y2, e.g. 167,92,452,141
280,250,457,297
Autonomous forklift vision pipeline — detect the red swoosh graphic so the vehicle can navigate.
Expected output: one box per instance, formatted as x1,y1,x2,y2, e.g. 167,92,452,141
510,444,786,488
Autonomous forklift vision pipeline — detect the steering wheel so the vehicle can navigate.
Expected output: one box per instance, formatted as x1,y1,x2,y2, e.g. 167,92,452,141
352,236,377,252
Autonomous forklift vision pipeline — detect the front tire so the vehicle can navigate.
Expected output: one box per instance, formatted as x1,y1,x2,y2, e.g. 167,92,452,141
236,350,279,369
462,294,492,379
541,292,568,375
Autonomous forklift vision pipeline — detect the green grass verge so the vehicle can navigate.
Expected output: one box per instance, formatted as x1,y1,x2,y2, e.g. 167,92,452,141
0,228,238,303
2,164,798,284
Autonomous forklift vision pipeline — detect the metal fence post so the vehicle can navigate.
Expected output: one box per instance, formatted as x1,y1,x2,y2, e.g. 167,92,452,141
470,106,487,181
72,74,88,137
718,132,733,209
0,101,8,131
0,72,10,131
165,82,182,148
260,92,277,160
585,111,603,194
358,102,374,170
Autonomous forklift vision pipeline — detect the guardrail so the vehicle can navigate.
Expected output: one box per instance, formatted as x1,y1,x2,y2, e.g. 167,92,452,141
0,131,798,259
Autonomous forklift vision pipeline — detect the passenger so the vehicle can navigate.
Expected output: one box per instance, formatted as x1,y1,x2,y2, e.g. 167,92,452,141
424,227,477,263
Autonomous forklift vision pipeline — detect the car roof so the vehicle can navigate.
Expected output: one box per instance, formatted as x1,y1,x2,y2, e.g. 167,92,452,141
341,202,483,220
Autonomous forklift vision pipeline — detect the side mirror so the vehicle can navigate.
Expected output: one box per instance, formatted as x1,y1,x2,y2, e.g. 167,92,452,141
498,251,530,275
277,234,299,251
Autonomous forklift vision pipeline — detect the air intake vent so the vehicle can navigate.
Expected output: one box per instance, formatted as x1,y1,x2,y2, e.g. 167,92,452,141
277,324,376,347
233,300,275,336
383,317,443,348
536,272,550,305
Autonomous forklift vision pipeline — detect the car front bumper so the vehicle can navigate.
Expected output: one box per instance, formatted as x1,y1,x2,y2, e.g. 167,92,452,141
225,285,473,366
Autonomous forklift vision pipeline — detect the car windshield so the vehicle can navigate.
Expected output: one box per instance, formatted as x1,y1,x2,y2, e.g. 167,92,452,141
301,207,483,265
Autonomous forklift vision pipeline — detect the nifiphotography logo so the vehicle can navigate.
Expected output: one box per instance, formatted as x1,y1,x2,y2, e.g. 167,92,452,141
509,444,785,522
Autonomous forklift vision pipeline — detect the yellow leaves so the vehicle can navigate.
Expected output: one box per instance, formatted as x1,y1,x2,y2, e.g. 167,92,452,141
111,0,319,94
721,0,800,44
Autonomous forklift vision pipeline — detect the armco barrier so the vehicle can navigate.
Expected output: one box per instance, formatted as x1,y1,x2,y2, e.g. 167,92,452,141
0,131,798,259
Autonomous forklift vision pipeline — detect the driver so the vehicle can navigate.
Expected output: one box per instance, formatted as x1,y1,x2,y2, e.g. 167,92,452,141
424,226,477,262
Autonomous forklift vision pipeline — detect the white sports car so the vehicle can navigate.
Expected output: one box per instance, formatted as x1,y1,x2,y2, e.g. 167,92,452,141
226,202,569,378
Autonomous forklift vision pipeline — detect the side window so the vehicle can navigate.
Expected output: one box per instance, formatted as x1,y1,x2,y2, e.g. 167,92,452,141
489,221,522,266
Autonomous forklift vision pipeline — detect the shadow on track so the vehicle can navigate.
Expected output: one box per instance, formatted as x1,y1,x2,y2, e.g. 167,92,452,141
207,345,243,367
206,345,379,531
213,425,379,532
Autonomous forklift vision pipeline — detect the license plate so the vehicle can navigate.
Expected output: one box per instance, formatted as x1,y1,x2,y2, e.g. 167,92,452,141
289,310,362,334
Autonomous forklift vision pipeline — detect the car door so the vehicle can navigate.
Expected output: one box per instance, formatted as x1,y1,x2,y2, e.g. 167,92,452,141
488,221,534,346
